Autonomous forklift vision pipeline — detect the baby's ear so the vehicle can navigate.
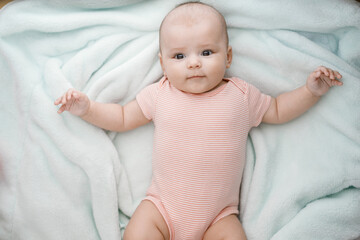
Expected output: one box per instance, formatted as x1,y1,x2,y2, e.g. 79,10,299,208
158,52,166,75
226,46,233,68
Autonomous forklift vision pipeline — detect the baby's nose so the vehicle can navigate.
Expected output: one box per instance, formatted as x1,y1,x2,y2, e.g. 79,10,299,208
187,55,201,69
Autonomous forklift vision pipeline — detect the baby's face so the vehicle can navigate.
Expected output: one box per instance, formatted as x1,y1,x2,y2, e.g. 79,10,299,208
159,9,232,94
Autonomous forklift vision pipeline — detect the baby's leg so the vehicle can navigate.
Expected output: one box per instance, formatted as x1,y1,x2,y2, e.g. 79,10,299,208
203,214,247,240
123,200,170,240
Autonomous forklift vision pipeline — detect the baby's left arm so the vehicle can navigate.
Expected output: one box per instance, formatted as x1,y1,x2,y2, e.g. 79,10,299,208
262,66,343,124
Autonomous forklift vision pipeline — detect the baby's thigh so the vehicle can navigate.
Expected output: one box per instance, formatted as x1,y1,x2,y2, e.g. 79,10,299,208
203,214,247,240
123,200,170,240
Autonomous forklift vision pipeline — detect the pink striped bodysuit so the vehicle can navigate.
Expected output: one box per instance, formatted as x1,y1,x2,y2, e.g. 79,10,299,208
136,77,271,240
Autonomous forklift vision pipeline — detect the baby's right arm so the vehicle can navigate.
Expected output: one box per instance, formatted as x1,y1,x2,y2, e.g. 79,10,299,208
54,89,150,132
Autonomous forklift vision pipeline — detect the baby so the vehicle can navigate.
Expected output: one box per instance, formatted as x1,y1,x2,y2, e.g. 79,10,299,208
54,2,342,240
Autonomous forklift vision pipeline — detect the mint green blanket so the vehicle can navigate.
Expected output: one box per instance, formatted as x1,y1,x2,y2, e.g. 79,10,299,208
0,0,359,239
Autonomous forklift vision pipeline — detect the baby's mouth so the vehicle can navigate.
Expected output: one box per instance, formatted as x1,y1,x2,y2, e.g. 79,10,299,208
187,75,205,80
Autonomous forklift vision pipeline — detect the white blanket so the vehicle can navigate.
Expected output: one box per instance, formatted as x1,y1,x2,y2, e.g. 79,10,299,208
0,0,359,239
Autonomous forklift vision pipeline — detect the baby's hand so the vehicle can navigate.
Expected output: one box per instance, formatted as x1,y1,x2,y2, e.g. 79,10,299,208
54,89,90,116
306,66,343,97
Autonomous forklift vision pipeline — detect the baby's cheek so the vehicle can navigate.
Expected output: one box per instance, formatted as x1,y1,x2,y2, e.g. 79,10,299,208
208,61,226,77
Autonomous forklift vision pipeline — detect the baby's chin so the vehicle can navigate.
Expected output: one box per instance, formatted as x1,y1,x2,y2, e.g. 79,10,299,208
168,76,226,94
180,83,223,95
178,83,213,94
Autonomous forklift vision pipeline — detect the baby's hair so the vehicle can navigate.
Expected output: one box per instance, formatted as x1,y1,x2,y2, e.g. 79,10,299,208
159,1,229,51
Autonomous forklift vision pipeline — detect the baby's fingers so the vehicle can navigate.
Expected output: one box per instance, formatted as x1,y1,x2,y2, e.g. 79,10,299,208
57,103,67,114
313,70,321,78
54,89,75,106
67,88,81,99
61,88,78,104
320,74,343,88
66,89,74,100
54,93,69,105
54,96,62,105
330,77,343,86
316,66,342,80
68,89,83,101
325,69,343,85
327,69,340,80
334,70,342,80
316,66,330,77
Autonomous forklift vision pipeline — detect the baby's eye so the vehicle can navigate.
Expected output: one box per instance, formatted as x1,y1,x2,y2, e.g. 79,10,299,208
201,50,213,56
174,53,185,59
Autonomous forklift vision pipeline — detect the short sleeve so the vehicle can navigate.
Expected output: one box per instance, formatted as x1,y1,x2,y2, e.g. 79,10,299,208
136,82,159,120
246,82,271,127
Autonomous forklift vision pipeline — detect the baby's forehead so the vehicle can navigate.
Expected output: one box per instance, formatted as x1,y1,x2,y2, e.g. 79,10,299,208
159,3,228,50
162,4,223,29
